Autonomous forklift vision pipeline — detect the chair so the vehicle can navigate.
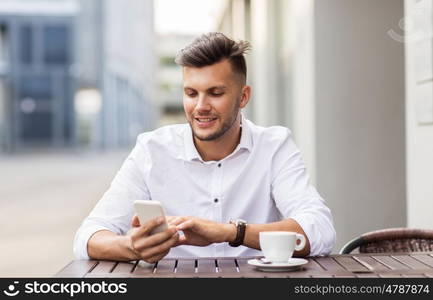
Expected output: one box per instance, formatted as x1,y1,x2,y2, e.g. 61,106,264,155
339,228,433,254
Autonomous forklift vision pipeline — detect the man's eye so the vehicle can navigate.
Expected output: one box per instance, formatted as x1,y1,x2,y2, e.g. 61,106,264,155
186,91,197,97
211,92,223,97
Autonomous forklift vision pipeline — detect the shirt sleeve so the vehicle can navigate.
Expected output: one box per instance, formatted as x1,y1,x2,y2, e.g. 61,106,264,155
270,130,336,256
73,136,151,259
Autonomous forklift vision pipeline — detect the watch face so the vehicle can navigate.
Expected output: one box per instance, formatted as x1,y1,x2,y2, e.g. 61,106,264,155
237,219,247,225
230,219,247,226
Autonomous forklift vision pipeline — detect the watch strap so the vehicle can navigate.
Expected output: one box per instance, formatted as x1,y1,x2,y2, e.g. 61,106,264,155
229,219,247,247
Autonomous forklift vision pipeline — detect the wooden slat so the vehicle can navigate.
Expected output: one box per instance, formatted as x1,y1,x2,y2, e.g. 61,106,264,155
263,273,295,278
55,260,98,278
85,273,132,278
85,261,137,278
132,261,154,276
89,261,117,274
356,274,379,278
175,259,195,274
334,256,369,272
411,254,433,268
153,260,176,276
197,259,217,274
378,269,433,276
306,259,327,271
216,259,238,274
285,272,311,278
393,255,432,269
284,259,329,278
57,253,433,278
276,259,329,277
113,261,136,274
235,258,266,278
402,274,426,278
315,257,346,271
378,274,403,278
353,255,390,271
372,256,410,270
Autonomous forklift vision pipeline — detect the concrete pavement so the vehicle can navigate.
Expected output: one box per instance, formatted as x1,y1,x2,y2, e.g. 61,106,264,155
0,149,130,277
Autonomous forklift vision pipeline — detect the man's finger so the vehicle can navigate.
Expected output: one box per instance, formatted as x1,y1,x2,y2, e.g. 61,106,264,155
176,219,194,231
140,232,179,259
168,217,185,226
176,235,187,246
131,215,140,227
133,226,177,251
165,216,177,223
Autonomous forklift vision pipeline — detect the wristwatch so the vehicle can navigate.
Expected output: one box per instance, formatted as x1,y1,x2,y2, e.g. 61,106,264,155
228,219,247,247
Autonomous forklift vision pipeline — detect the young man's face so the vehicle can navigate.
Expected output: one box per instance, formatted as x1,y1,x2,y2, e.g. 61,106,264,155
182,59,250,142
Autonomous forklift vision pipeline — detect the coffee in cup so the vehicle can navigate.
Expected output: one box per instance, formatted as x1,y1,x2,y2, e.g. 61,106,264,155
259,231,306,263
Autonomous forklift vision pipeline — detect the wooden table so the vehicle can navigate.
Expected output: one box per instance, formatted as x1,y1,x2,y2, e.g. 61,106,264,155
55,252,433,278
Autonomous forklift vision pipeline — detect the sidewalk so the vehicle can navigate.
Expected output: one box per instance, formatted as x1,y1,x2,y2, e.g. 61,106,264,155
0,149,129,277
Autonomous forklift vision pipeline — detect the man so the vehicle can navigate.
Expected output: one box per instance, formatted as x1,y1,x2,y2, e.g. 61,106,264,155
73,32,336,263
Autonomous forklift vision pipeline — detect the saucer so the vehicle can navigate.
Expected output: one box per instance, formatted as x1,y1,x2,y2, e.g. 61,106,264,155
247,258,309,272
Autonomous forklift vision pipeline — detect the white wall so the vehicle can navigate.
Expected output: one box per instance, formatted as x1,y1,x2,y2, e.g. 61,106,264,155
313,0,406,251
289,0,317,182
405,0,433,228
250,0,280,126
218,0,408,253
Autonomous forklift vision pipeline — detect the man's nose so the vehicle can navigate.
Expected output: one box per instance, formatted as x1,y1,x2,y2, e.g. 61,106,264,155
195,95,211,112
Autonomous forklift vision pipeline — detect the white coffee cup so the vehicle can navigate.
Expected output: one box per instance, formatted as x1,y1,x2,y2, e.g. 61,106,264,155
259,231,306,263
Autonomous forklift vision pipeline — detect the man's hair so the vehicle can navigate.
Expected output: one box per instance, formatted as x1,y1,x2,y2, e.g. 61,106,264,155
175,32,251,84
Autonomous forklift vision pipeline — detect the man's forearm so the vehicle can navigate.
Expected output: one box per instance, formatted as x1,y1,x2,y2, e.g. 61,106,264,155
87,230,139,261
226,219,311,257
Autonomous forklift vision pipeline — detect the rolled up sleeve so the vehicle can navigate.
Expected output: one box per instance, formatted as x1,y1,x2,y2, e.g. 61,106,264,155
271,133,336,256
73,137,151,259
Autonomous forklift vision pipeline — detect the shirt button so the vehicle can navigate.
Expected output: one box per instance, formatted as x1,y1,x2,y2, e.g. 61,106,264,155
218,163,221,168
214,198,219,203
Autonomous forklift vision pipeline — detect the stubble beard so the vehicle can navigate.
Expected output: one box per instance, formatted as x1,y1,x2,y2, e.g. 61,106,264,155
189,100,240,142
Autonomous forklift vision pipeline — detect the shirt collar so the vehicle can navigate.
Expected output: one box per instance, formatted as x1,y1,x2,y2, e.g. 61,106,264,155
183,114,253,162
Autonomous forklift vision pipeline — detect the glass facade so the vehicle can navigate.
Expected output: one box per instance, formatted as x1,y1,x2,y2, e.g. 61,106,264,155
43,25,70,65
19,25,33,65
18,74,53,140
0,16,75,148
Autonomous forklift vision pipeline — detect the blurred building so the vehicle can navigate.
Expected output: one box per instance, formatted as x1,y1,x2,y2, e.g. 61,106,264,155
219,0,408,251
0,0,77,152
75,0,156,149
0,0,156,152
156,34,195,126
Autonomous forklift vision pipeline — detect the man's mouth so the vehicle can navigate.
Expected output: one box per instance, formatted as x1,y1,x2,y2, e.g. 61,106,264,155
195,117,217,123
194,117,218,128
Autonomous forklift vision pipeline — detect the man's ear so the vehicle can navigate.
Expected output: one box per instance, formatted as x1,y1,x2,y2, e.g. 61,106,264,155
239,85,251,109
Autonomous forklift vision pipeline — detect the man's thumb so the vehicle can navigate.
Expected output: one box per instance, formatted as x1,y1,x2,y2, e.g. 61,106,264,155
131,215,141,227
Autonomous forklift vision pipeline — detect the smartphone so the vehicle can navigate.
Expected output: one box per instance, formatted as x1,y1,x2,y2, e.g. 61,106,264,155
133,200,169,235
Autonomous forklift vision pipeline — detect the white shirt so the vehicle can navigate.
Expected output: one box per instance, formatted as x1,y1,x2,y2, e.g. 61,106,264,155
73,117,336,259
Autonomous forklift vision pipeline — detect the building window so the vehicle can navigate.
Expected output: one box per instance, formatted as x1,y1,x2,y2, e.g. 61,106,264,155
0,23,9,64
19,74,52,100
43,25,70,65
19,25,33,65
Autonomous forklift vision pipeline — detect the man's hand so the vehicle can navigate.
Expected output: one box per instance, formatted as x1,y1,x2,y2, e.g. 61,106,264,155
167,216,235,247
127,215,179,263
